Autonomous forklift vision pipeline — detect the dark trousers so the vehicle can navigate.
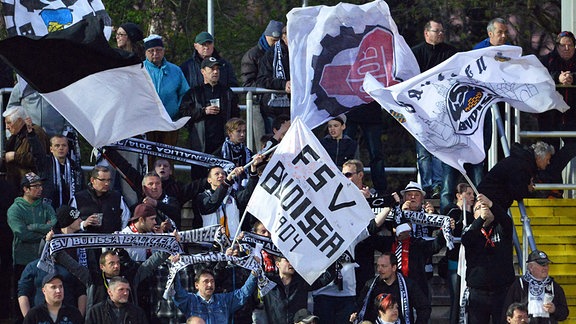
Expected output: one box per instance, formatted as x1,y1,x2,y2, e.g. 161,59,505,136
467,286,508,324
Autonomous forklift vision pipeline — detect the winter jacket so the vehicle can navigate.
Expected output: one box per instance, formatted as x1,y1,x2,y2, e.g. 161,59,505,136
23,302,84,324
178,83,240,154
180,49,238,89
7,197,56,265
319,134,357,167
477,142,537,210
86,299,148,324
462,203,515,291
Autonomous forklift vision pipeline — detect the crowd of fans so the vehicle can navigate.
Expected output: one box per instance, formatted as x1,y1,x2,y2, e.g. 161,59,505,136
0,14,573,324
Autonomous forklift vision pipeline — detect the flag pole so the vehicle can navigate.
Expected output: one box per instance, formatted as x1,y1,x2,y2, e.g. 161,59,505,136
230,143,280,248
461,172,479,196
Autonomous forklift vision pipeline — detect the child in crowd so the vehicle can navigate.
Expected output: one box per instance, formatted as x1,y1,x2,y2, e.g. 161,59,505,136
319,114,357,168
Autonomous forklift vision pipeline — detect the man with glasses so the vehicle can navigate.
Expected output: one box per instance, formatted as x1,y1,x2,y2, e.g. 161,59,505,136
341,159,392,294
71,165,131,233
143,34,189,147
7,172,57,314
411,19,457,202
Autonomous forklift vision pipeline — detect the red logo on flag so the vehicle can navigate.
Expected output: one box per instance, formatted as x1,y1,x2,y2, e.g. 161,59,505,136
319,27,398,102
312,26,400,114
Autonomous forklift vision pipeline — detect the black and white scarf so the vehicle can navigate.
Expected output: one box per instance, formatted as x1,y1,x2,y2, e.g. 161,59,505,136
267,41,290,108
221,137,252,187
52,156,75,207
522,271,554,317
356,273,411,324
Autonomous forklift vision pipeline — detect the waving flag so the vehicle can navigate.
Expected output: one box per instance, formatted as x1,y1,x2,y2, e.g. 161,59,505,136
287,0,419,129
363,45,569,173
1,0,112,39
0,17,189,148
246,117,374,284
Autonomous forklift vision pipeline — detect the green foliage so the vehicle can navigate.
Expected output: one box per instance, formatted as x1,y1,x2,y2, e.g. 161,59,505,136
101,0,561,79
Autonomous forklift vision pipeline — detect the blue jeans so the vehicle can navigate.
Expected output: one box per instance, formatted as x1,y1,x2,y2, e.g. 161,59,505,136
345,122,387,192
415,141,443,195
313,295,356,324
440,162,484,213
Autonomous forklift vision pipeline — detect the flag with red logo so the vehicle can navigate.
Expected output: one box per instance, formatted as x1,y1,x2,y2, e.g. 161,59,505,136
287,0,419,129
363,45,569,173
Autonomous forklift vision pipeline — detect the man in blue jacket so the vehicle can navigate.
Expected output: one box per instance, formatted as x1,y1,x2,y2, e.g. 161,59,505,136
173,268,257,323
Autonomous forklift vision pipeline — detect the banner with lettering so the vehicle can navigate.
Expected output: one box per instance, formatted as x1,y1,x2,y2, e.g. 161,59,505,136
245,117,374,284
287,0,419,129
363,45,569,174
105,137,235,172
38,233,183,273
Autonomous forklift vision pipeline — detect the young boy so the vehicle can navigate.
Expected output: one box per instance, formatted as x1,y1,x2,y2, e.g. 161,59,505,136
319,114,357,168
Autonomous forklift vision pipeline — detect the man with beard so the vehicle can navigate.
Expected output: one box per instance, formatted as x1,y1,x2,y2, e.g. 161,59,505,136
172,268,258,323
350,252,430,324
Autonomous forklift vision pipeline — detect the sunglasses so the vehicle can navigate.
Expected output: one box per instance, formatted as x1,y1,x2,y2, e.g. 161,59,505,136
344,171,359,178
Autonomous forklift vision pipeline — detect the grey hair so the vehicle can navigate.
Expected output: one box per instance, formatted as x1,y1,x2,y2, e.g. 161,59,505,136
142,171,161,186
2,106,27,121
487,18,507,33
531,141,555,158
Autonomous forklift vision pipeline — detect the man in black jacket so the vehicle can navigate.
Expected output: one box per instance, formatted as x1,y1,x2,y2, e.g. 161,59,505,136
86,276,148,324
71,165,131,233
23,273,84,324
179,57,240,157
462,194,515,324
256,26,290,134
55,247,169,310
477,141,554,210
263,256,334,324
180,31,238,89
351,252,431,324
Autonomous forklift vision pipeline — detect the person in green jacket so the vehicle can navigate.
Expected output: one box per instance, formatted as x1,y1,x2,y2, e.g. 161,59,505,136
8,172,56,277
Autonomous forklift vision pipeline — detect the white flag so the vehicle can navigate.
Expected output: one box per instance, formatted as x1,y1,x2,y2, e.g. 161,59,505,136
1,0,112,39
287,0,419,129
363,45,569,173
0,17,188,148
246,117,374,284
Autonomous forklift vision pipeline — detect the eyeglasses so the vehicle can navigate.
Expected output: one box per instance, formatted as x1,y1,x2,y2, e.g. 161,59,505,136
428,29,444,33
116,32,128,38
343,171,359,178
95,178,112,183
